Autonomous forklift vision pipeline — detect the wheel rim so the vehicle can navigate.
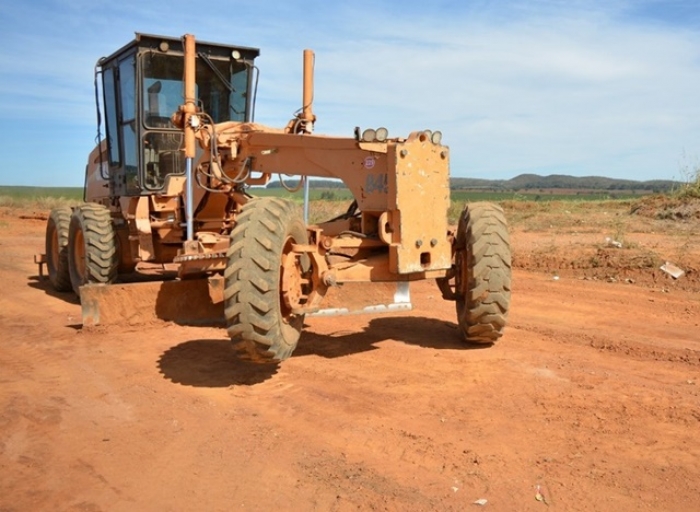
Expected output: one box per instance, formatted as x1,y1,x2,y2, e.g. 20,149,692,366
50,225,59,270
280,237,305,322
455,250,466,298
73,228,86,282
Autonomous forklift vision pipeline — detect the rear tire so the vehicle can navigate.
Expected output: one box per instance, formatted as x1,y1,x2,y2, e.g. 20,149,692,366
455,202,511,344
224,198,308,362
68,204,118,297
45,207,72,292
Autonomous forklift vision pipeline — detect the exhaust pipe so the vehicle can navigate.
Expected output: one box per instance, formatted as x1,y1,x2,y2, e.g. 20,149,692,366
183,34,197,242
301,49,316,133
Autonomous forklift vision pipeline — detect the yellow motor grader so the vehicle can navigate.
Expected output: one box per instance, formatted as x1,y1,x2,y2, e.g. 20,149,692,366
40,33,511,362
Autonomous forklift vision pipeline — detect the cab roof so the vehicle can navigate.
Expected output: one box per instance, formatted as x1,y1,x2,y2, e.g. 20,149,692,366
98,33,260,66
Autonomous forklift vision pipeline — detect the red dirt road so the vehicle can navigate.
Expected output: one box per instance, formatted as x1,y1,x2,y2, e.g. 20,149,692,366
1,208,699,511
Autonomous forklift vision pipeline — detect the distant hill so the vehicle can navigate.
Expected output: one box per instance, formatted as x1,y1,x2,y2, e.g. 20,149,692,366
450,174,679,192
267,174,680,192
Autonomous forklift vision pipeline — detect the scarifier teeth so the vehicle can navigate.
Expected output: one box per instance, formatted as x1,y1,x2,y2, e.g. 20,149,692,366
173,251,227,263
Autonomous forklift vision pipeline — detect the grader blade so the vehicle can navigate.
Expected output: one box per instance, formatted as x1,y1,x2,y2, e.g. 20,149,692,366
309,282,412,317
80,279,224,327
79,280,411,327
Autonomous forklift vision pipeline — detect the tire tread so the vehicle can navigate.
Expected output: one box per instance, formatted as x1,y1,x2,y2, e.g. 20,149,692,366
224,198,306,362
46,207,72,292
68,204,118,297
456,202,512,344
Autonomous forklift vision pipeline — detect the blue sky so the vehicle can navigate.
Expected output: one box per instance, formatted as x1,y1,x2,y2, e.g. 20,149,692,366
1,0,699,186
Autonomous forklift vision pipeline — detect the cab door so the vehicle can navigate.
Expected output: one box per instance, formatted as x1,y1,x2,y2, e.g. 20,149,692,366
102,51,140,197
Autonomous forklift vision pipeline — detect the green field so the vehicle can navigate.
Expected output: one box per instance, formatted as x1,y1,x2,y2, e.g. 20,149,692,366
451,190,644,202
0,184,643,206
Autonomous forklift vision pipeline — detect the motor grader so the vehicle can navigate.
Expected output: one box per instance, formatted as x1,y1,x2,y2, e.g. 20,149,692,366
39,33,511,362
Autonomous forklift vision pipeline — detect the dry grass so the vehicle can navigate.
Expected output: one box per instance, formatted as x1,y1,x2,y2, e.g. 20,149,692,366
675,158,700,199
628,161,700,220
0,195,80,210
3,190,695,243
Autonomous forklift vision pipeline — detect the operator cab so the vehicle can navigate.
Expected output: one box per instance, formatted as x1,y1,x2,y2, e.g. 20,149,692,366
95,33,260,197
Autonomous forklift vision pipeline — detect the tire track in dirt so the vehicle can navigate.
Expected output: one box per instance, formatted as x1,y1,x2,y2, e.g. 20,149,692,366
511,320,700,366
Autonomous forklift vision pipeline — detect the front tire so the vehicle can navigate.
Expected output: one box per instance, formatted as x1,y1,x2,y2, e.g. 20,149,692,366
68,204,118,297
455,202,511,344
224,198,309,362
46,207,72,292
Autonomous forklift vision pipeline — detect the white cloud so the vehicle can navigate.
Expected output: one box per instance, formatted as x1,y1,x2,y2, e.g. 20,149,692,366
1,0,699,185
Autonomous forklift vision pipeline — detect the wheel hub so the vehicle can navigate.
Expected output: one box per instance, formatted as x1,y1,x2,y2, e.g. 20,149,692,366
281,252,304,311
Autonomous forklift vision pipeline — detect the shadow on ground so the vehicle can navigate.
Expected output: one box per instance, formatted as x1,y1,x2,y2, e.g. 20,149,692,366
27,275,79,304
296,315,488,358
157,316,485,387
158,339,279,387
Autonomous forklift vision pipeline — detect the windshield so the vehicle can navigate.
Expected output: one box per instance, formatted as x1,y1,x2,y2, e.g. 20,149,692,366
141,52,249,127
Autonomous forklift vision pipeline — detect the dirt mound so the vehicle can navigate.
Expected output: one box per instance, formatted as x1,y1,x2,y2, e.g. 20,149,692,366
505,198,700,292
631,195,700,220
514,244,698,290
513,247,700,290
